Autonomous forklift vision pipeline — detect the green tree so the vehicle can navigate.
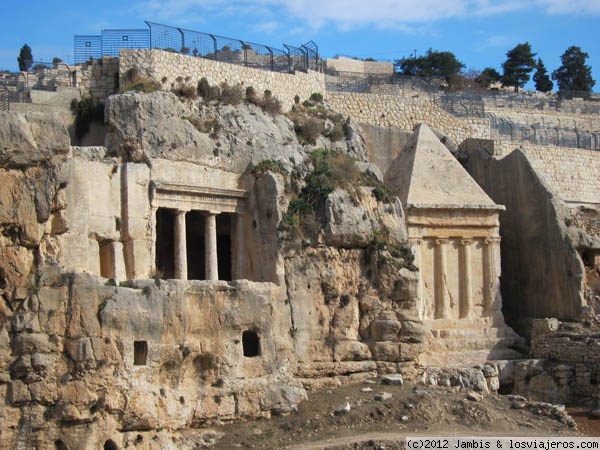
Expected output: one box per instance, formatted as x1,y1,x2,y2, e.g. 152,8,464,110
395,49,465,83
501,42,536,92
17,44,33,72
52,57,63,67
476,67,502,88
533,58,553,93
552,46,595,97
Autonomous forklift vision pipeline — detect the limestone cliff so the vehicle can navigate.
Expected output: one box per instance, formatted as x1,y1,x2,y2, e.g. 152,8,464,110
0,92,422,449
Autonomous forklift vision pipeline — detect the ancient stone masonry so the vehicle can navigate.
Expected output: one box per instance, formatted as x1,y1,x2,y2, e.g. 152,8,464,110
503,318,600,406
327,91,491,149
384,125,520,366
119,49,326,111
0,95,450,448
463,142,599,333
3,47,600,448
324,56,394,75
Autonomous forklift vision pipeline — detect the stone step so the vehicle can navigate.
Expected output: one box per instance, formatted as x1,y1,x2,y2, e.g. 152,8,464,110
418,347,524,367
430,326,514,340
426,335,518,353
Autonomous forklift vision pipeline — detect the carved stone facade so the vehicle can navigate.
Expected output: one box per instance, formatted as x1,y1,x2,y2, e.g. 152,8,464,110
385,124,519,365
55,155,267,285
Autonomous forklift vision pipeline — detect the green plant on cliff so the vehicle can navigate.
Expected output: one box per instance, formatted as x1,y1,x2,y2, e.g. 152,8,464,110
372,183,395,203
368,225,417,271
282,149,363,242
288,96,347,145
182,115,221,137
243,87,282,115
171,82,197,100
120,68,161,93
251,159,289,177
71,95,105,141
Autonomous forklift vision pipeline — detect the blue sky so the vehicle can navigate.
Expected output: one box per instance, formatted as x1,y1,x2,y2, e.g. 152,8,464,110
1,0,598,91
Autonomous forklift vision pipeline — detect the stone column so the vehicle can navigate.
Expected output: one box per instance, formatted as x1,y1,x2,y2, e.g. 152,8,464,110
459,239,473,319
174,210,188,280
482,238,496,317
205,212,219,281
411,238,425,320
434,239,450,319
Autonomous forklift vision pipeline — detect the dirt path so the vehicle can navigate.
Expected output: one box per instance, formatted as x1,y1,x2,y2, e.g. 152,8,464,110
212,378,584,449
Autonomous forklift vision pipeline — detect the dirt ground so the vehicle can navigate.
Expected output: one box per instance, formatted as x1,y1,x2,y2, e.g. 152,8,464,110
206,377,593,450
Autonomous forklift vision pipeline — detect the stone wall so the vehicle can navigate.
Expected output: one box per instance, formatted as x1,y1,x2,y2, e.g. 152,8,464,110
482,94,600,116
119,49,326,111
75,57,120,100
326,91,491,146
520,145,600,206
531,318,600,364
506,318,600,406
464,146,585,331
325,56,394,75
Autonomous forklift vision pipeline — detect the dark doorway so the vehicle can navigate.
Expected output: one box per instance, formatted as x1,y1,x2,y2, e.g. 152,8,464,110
582,250,596,269
186,211,206,280
134,341,148,366
242,330,261,357
155,208,175,279
217,214,233,281
104,440,119,450
54,441,69,450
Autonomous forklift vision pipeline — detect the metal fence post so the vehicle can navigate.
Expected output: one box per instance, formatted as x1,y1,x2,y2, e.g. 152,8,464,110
240,40,247,66
209,34,217,60
177,28,185,52
266,46,274,72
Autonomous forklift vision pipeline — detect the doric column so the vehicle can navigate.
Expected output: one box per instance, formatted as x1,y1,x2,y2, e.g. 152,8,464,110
459,239,473,318
174,210,188,280
204,212,219,281
434,239,450,319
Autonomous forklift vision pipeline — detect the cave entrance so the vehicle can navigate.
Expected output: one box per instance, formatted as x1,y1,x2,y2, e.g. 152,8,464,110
581,249,598,269
134,340,148,366
104,440,119,450
242,330,261,357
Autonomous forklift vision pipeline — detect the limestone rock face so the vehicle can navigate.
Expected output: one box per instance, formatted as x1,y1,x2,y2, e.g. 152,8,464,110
464,146,590,332
0,112,69,169
105,91,369,174
0,91,524,448
324,187,407,248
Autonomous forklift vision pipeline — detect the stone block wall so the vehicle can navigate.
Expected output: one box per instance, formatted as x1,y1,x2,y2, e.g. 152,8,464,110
75,57,120,100
325,56,394,75
483,94,600,116
119,49,326,111
531,318,600,364
520,145,600,205
327,91,491,145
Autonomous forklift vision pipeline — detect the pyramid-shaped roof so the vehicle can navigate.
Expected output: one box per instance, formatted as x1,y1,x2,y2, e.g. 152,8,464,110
384,124,499,209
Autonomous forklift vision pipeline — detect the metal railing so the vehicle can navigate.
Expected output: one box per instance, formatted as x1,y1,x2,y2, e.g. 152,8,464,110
74,22,320,74
488,115,600,150
325,71,444,93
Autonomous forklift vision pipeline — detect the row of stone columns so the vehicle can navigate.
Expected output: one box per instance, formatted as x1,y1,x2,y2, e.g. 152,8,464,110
173,209,219,281
433,238,497,320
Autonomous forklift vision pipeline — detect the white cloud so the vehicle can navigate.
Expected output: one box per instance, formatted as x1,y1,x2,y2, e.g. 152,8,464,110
131,0,600,30
253,21,281,34
534,0,600,14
